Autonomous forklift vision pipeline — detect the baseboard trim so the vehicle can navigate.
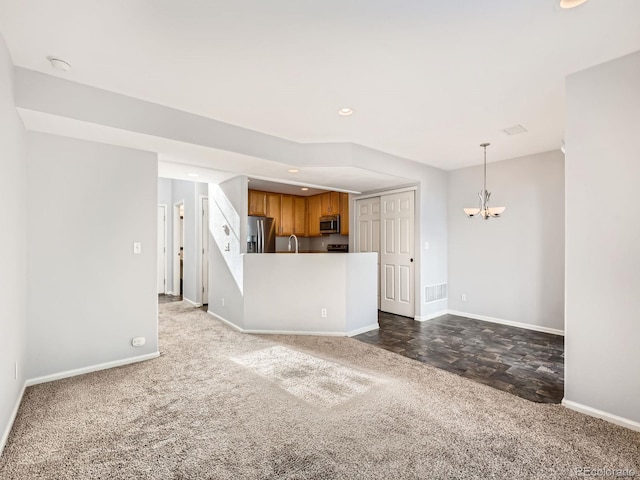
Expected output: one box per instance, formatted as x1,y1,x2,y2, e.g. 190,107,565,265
347,323,379,337
415,311,447,322
206,311,376,337
562,399,640,432
243,329,348,336
447,310,564,336
0,382,26,457
207,311,244,332
183,297,202,308
25,352,161,387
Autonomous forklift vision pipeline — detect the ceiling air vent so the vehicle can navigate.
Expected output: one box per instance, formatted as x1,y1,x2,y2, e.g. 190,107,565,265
425,283,448,303
502,124,528,136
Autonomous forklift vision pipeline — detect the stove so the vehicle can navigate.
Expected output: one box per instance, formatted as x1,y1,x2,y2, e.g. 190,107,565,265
327,244,349,253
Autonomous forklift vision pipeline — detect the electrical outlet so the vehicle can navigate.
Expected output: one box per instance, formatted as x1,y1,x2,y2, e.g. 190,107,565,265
461,293,467,302
131,337,145,347
133,242,142,254
224,242,230,251
321,308,327,318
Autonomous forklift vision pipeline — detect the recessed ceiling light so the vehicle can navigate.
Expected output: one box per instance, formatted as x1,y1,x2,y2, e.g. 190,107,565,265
559,0,588,8
338,108,353,116
288,169,299,173
47,57,71,72
301,187,309,191
187,173,199,177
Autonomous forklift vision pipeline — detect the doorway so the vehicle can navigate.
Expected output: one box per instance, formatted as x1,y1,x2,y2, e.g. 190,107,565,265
157,205,167,294
173,202,185,296
201,196,209,306
356,189,415,318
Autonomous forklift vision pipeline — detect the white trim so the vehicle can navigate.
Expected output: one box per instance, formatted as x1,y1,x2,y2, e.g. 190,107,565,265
562,399,640,432
244,329,348,336
207,311,377,337
0,383,26,457
183,297,202,308
447,310,565,336
346,323,379,337
415,311,447,322
25,352,160,387
207,311,243,332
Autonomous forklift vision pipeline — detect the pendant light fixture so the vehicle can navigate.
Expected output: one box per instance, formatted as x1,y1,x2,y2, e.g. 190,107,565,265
463,143,506,220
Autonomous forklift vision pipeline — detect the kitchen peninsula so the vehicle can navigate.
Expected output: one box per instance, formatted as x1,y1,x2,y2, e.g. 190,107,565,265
242,252,378,336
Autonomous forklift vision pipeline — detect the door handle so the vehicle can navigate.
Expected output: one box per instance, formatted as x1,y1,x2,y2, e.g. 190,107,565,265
410,258,414,262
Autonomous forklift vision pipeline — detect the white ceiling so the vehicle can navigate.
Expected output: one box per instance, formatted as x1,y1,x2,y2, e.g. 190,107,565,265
2,0,640,171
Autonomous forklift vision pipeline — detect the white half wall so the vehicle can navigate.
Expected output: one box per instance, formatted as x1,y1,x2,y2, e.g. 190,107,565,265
26,132,159,380
447,150,565,332
565,50,640,425
0,33,27,455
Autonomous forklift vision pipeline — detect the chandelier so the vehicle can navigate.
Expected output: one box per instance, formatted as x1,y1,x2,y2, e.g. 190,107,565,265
463,143,506,220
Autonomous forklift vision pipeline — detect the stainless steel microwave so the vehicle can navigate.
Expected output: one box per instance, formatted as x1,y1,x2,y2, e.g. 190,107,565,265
320,215,340,234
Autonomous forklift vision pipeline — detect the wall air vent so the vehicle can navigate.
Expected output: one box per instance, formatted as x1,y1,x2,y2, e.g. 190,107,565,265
502,124,528,136
424,283,448,303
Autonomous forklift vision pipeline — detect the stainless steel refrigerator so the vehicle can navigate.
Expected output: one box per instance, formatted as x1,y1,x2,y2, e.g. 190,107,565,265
247,216,276,253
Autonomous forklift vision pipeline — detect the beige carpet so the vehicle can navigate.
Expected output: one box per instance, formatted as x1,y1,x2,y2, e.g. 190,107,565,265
1,302,638,479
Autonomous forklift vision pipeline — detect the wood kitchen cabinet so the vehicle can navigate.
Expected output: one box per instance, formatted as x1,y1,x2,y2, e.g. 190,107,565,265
320,191,340,215
248,190,267,216
307,195,322,237
280,195,294,236
339,192,349,235
293,196,306,236
281,195,307,236
266,193,281,235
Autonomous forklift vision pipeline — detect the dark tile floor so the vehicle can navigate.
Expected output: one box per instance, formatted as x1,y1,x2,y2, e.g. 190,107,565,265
355,312,564,404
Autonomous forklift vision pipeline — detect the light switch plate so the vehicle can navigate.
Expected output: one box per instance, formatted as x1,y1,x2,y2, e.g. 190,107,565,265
133,242,142,254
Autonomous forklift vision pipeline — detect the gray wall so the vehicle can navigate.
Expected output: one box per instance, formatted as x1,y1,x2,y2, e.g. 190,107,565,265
207,176,247,327
448,150,565,331
0,34,27,453
565,51,640,423
26,133,159,380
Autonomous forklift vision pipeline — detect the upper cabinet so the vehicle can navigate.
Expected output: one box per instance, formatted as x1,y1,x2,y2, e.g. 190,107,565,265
279,195,307,237
248,190,267,216
266,193,281,234
320,191,340,215
307,195,322,237
339,192,349,235
248,188,347,238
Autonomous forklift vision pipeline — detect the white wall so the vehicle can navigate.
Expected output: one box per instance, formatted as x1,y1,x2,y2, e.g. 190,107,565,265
26,133,159,380
207,176,247,326
447,150,565,332
0,34,27,454
565,51,640,425
243,253,377,335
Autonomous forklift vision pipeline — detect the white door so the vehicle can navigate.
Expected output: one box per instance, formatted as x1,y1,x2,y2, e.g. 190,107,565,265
201,197,209,305
157,205,167,294
355,197,381,309
380,191,415,317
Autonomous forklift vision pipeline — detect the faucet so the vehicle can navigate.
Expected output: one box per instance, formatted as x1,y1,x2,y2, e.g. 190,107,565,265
288,234,299,254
